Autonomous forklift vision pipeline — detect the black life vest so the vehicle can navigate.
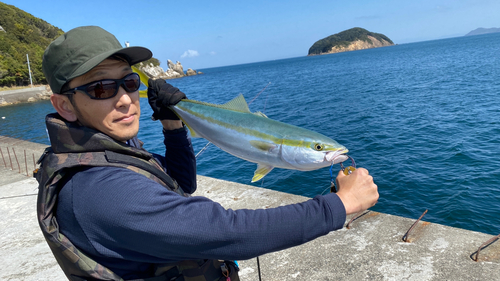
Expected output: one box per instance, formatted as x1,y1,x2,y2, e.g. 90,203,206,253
35,113,239,281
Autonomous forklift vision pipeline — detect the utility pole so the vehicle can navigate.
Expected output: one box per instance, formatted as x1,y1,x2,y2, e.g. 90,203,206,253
26,54,33,87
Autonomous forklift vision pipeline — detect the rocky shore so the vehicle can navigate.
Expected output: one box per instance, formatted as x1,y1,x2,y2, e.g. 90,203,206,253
0,85,52,107
324,35,393,54
138,59,203,80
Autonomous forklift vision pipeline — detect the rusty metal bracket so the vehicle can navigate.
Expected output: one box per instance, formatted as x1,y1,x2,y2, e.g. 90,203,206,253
402,209,428,242
472,233,500,262
12,147,20,173
346,211,371,229
0,147,6,167
24,150,28,176
1,146,39,177
7,147,13,170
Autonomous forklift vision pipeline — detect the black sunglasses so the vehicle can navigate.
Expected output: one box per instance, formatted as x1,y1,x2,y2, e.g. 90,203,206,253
62,73,141,100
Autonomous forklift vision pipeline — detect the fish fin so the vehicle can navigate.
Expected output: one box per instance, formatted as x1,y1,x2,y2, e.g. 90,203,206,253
173,94,251,113
254,111,268,118
252,164,274,182
219,94,251,113
249,140,277,151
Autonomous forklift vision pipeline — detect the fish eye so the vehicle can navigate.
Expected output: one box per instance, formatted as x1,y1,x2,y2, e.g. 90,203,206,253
313,143,324,151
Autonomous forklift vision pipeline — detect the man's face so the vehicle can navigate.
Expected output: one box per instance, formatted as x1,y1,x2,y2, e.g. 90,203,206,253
68,59,141,142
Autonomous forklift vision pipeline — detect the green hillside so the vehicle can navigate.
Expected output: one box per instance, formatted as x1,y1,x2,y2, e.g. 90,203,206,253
0,2,64,87
308,27,394,55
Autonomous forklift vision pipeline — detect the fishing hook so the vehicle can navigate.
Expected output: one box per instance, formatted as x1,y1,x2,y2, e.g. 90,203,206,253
340,155,356,174
329,155,356,193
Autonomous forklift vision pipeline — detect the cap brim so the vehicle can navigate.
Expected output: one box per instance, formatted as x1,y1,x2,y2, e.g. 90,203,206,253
68,46,152,81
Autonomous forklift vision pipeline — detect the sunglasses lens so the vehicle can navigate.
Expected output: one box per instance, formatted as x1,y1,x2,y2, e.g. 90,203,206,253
87,81,117,99
81,73,141,99
123,74,140,92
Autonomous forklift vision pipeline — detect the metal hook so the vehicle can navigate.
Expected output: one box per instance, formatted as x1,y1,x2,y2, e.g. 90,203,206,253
329,155,356,193
340,155,356,173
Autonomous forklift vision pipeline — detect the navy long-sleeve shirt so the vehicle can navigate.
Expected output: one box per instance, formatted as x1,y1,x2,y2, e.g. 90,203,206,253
56,127,346,279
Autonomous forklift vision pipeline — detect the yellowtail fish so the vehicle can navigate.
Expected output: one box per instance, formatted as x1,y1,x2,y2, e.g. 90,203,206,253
132,66,349,182
173,95,348,182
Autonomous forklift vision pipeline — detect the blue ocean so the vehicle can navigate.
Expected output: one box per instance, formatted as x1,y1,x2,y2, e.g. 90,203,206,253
1,33,499,235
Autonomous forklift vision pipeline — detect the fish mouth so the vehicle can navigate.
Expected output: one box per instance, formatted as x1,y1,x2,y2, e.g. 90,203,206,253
325,148,349,164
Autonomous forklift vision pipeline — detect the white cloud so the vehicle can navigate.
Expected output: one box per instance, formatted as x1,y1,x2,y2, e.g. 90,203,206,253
209,51,216,55
181,50,199,58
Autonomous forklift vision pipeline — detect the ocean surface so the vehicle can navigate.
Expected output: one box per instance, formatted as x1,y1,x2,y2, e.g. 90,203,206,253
1,33,499,235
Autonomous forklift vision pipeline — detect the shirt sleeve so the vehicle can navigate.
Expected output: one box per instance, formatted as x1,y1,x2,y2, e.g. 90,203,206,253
62,166,346,264
158,126,197,194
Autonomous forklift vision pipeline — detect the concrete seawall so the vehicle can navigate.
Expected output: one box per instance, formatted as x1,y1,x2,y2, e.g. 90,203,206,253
1,136,499,280
0,86,51,106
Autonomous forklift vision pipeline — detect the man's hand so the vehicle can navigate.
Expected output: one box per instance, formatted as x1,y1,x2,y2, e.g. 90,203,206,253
335,168,379,215
147,79,187,121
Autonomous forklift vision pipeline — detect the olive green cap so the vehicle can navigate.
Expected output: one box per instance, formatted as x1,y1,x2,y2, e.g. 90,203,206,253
42,26,152,93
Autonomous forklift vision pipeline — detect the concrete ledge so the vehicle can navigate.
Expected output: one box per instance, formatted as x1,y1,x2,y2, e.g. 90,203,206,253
1,136,499,280
0,86,51,106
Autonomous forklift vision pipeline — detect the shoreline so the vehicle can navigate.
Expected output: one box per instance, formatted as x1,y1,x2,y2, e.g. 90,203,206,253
0,85,52,107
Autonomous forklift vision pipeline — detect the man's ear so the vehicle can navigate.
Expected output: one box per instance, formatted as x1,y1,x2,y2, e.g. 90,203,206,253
50,94,78,122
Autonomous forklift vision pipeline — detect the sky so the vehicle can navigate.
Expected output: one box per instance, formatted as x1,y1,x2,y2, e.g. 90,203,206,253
3,0,500,70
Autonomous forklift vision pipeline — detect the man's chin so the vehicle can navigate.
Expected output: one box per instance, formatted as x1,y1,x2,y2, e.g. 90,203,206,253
109,127,139,143
113,134,138,143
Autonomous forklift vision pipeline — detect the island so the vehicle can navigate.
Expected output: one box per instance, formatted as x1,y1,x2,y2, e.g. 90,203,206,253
465,27,500,36
308,27,394,56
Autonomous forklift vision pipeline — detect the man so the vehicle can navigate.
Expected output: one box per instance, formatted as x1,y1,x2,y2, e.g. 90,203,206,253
36,26,378,281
